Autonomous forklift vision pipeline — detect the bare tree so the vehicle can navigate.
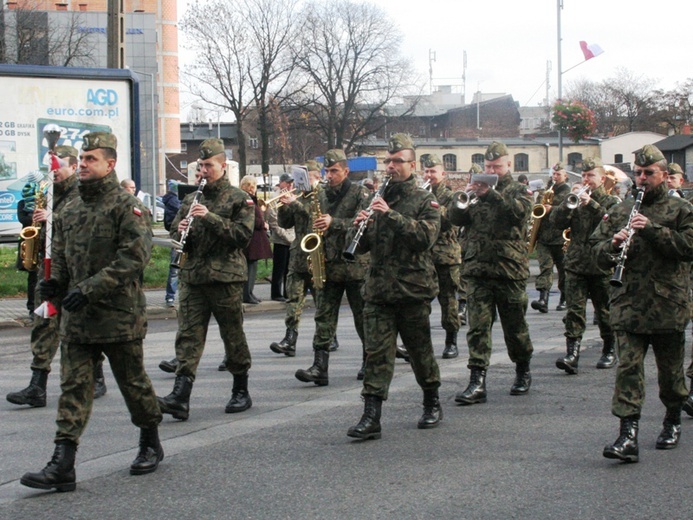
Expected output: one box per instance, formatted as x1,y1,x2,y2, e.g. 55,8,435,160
654,79,693,134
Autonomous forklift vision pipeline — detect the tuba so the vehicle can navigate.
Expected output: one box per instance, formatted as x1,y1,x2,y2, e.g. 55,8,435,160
300,186,326,289
527,180,554,253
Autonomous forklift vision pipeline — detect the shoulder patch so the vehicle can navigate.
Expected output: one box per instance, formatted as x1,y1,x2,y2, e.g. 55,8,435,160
246,198,255,206
526,189,533,196
133,207,142,216
430,200,440,209
602,214,609,221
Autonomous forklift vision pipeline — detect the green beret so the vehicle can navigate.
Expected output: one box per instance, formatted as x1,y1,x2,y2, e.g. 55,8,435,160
469,163,483,174
668,162,684,176
634,144,665,167
387,133,415,154
55,145,78,159
423,154,443,168
199,138,225,160
82,132,117,151
324,149,347,167
553,161,565,172
581,156,603,172
305,159,322,172
485,141,509,161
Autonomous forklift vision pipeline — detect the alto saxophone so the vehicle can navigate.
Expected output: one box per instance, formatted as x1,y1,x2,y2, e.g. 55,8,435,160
20,181,48,272
300,187,326,289
527,180,554,253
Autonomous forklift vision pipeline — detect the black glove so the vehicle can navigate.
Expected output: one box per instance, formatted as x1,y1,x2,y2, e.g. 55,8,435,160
39,279,60,300
62,288,89,312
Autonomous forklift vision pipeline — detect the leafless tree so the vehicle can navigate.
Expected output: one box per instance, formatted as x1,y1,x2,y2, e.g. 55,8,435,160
654,79,693,134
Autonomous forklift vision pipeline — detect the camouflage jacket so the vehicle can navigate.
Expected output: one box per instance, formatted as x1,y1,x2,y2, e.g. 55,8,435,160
171,173,254,284
319,179,370,282
51,171,152,343
357,175,440,305
449,172,532,280
278,193,313,275
591,183,693,333
430,182,461,265
537,181,571,245
551,185,620,275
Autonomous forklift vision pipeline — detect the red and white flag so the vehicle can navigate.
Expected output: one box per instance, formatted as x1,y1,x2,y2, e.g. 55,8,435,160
579,41,604,61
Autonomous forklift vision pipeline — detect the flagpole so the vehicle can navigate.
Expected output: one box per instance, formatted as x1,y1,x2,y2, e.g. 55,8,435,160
557,0,563,161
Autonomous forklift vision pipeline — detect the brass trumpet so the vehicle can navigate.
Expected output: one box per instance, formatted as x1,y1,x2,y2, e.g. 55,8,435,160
566,185,591,210
264,187,297,209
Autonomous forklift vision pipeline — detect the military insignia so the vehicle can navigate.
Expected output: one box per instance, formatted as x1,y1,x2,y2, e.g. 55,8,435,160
603,214,609,221
133,207,142,216
246,198,255,206
430,200,439,209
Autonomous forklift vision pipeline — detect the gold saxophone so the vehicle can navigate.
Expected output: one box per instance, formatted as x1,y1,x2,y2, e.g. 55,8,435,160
300,188,326,289
527,180,554,253
20,182,47,272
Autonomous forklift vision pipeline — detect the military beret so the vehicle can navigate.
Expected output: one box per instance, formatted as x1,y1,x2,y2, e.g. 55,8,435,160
667,162,684,176
485,141,509,161
305,159,322,172
279,173,294,183
423,154,443,168
55,145,78,159
581,156,603,172
82,132,117,151
199,138,225,160
469,163,483,174
387,133,415,154
324,149,347,167
634,144,665,167
553,161,565,172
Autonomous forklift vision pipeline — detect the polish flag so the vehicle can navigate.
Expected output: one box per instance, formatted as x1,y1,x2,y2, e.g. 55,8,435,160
580,41,604,61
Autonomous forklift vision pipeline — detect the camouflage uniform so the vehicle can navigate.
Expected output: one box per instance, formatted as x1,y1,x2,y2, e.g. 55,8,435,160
450,170,534,369
50,169,160,444
535,180,571,296
592,182,693,419
358,174,441,399
551,185,619,341
171,172,255,379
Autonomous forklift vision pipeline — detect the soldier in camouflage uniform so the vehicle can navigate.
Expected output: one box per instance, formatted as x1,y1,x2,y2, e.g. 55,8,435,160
295,150,370,386
449,141,534,405
158,138,255,421
665,162,686,198
551,158,620,375
456,163,483,325
347,133,442,440
7,146,107,409
21,133,163,492
593,144,693,463
530,162,571,313
422,154,461,358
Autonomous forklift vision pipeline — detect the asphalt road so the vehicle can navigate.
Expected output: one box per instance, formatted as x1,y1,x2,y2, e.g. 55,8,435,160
1,291,692,519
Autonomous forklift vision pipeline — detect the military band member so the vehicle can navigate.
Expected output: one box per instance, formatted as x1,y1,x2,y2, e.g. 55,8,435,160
457,163,483,324
531,162,571,313
294,150,370,386
158,138,255,420
550,158,620,374
267,173,296,302
21,132,163,492
347,134,442,439
449,141,534,404
7,145,107,408
666,162,686,198
422,154,461,358
593,145,693,462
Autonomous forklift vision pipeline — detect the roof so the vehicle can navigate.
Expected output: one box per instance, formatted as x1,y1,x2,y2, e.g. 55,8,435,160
652,134,693,152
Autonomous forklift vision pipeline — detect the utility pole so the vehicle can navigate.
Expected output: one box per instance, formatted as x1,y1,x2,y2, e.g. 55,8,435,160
107,0,125,69
557,0,563,160
428,49,436,95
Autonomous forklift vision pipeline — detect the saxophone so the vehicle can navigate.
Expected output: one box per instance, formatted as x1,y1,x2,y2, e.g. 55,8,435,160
300,187,326,289
527,180,554,253
20,181,48,272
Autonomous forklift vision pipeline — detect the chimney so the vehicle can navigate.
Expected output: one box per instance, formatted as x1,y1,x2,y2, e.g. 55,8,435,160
683,124,691,135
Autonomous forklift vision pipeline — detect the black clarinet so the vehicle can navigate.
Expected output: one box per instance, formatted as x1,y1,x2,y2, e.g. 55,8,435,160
170,179,207,268
610,188,645,287
343,176,391,261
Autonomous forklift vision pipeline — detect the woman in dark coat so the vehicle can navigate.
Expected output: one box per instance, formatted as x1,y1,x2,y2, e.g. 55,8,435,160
240,175,272,303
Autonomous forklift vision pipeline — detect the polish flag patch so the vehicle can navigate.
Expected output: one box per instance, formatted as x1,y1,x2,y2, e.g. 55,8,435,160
133,207,142,216
603,214,609,221
246,198,255,206
430,200,439,209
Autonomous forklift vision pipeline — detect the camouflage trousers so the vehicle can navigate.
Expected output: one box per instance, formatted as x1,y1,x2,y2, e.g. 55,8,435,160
361,301,441,400
284,270,317,330
28,266,61,372
535,242,565,294
457,257,467,302
312,279,364,352
466,277,533,369
174,281,251,380
564,272,613,341
55,340,162,444
436,264,460,333
612,331,687,419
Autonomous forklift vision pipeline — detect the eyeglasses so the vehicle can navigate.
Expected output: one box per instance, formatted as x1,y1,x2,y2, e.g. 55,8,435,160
383,158,412,165
635,168,658,176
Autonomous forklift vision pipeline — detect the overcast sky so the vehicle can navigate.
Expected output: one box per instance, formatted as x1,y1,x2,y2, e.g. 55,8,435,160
176,0,692,112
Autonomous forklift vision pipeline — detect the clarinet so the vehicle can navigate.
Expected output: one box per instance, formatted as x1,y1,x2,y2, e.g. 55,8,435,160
343,176,391,261
609,188,645,287
170,179,207,268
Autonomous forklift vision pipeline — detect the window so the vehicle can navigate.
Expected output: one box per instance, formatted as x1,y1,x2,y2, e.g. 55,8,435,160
567,152,582,171
180,160,188,169
614,154,623,163
514,153,528,172
471,153,484,169
419,154,431,170
249,137,258,149
443,153,457,172
181,142,187,152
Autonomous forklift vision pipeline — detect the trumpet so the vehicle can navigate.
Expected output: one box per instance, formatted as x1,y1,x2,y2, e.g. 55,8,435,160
420,179,431,191
170,179,207,268
566,185,592,210
451,189,479,210
264,187,297,209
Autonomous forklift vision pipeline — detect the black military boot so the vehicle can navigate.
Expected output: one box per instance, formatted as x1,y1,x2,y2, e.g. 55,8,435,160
458,300,467,326
683,383,693,417
347,395,382,440
556,338,580,375
269,328,298,357
455,367,487,405
418,389,443,429
510,361,532,395
442,330,459,359
295,350,329,386
130,427,164,475
20,441,77,492
656,410,682,450
93,360,107,399
395,344,410,363
157,375,193,421
329,335,339,352
158,357,178,373
596,337,617,369
218,355,228,371
225,373,252,413
603,418,639,462
556,294,567,311
6,368,48,407
530,290,549,313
